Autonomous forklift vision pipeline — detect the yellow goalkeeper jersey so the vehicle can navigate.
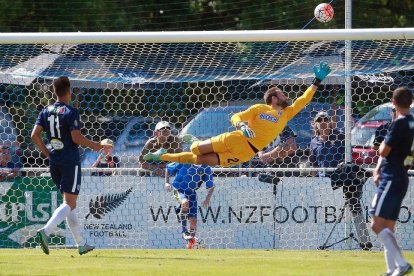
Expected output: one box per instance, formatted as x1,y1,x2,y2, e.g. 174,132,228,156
230,86,317,151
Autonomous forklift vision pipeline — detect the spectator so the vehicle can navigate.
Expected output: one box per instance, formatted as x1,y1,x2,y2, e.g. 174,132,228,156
0,145,22,181
91,139,120,176
257,126,299,177
139,121,183,176
258,126,298,165
310,111,372,250
309,111,345,173
373,106,396,151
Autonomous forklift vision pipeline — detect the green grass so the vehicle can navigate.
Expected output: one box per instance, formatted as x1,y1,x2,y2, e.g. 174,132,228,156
0,249,413,276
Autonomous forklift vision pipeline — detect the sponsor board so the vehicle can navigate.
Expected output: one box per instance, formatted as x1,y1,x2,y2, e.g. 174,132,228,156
2,176,414,249
0,177,64,248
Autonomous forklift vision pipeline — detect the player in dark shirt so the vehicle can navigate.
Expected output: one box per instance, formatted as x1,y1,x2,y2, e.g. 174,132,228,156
370,87,414,276
373,107,396,150
31,76,103,256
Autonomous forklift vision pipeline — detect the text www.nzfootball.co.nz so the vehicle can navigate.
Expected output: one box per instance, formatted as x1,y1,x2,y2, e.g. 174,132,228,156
149,205,414,224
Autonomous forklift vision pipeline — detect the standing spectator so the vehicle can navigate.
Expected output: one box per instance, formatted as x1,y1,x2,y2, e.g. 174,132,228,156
371,87,413,276
91,138,120,176
0,145,22,181
139,121,183,176
310,111,372,250
310,111,345,171
373,106,396,150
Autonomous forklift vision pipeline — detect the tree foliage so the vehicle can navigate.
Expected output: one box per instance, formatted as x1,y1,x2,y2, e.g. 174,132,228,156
0,0,411,32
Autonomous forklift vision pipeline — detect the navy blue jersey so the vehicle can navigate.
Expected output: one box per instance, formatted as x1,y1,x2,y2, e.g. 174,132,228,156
382,114,414,172
35,102,81,165
310,129,345,168
373,122,391,147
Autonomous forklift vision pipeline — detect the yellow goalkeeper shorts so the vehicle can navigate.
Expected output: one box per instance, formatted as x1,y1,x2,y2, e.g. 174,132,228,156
210,130,256,167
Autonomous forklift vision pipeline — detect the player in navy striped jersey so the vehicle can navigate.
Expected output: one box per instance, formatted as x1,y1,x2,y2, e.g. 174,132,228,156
31,76,103,255
370,87,414,276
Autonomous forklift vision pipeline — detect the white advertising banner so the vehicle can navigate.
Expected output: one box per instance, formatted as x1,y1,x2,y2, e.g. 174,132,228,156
67,176,414,250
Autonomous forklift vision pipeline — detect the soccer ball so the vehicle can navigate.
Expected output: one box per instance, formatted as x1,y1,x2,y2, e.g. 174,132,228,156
314,3,334,23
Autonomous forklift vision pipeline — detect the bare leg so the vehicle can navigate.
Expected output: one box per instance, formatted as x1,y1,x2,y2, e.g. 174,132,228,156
196,153,219,166
196,140,215,155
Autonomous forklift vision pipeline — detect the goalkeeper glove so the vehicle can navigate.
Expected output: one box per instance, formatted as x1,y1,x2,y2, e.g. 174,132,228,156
312,62,331,86
237,122,256,138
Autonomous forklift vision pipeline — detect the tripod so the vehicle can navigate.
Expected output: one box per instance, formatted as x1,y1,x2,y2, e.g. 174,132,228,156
318,199,359,250
318,194,373,250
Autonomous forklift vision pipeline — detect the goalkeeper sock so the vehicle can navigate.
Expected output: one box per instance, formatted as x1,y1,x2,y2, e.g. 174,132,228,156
161,152,197,164
378,228,407,268
66,208,85,246
43,203,71,236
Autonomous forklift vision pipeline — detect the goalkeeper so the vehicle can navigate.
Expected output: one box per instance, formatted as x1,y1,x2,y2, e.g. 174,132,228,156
165,162,215,249
145,62,331,167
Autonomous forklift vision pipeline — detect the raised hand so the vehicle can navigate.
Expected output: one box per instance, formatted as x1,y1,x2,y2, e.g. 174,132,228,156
313,62,331,81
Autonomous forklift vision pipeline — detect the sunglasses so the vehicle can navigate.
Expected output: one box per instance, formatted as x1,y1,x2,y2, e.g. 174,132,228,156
316,117,329,123
391,108,396,113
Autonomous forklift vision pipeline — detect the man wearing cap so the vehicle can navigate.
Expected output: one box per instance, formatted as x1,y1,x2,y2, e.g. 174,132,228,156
138,121,183,176
309,111,345,170
310,110,372,250
92,138,120,176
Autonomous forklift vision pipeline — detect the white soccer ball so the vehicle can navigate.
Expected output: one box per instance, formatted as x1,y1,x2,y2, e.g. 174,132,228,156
314,3,334,23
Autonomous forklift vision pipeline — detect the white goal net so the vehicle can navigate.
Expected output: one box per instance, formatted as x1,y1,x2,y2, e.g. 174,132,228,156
1,29,414,250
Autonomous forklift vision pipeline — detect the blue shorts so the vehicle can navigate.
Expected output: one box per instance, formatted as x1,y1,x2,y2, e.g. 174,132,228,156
369,173,408,221
173,189,197,218
50,163,82,195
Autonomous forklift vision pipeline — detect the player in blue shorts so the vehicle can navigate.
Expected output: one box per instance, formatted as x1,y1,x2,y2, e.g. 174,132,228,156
371,87,414,276
165,162,215,249
31,76,103,255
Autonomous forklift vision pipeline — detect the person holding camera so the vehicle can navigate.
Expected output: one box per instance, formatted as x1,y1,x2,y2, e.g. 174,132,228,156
310,111,372,250
91,138,120,176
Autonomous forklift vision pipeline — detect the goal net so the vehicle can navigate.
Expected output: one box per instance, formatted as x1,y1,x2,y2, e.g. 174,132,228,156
1,29,414,250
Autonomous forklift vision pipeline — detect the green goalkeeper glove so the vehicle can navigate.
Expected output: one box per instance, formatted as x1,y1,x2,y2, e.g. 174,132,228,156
237,122,256,138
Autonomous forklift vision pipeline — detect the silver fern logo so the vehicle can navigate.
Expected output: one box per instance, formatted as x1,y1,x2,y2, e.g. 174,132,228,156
85,188,133,220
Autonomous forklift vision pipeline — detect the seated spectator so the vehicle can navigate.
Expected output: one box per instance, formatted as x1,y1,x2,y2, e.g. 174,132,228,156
0,145,22,181
139,121,183,177
91,139,120,176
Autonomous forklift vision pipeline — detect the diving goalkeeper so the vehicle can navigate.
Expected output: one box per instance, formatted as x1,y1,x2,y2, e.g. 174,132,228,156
144,62,331,167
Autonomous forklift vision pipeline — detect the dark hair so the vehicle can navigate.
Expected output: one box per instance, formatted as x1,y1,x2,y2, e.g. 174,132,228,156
393,87,412,109
264,87,284,105
53,76,71,97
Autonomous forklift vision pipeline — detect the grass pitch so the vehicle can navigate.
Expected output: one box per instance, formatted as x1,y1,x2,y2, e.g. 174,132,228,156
0,249,413,275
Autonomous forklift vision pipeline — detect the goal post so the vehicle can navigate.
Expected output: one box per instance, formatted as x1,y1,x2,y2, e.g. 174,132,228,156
0,29,414,250
0,28,413,43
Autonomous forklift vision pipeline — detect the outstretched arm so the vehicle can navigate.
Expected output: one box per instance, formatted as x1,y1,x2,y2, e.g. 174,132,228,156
71,130,102,152
286,62,331,120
